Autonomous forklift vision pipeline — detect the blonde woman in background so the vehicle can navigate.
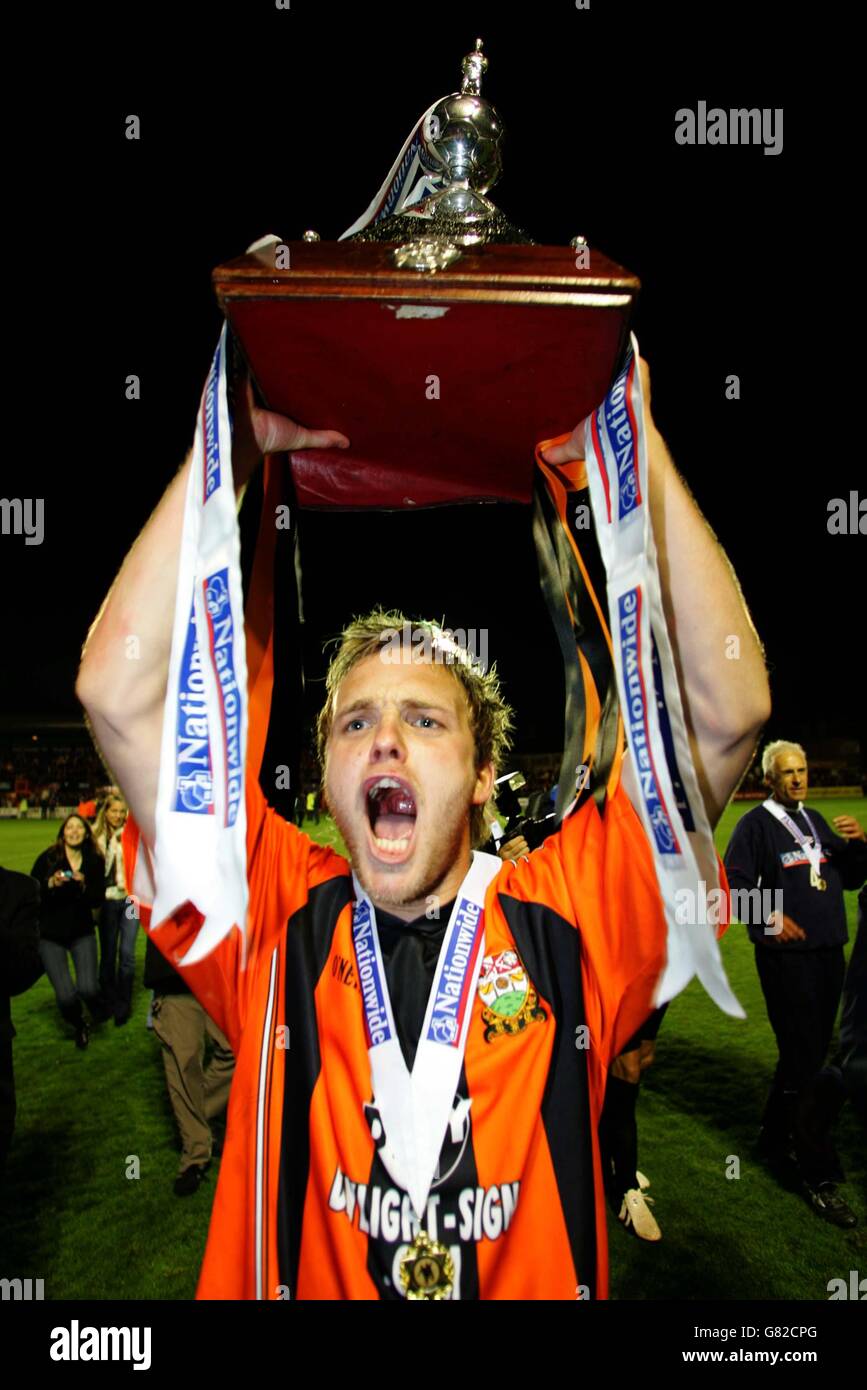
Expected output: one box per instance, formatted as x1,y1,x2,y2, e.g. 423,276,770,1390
93,795,136,1026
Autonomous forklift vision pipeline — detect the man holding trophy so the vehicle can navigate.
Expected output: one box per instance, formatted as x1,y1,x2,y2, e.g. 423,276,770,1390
76,42,770,1299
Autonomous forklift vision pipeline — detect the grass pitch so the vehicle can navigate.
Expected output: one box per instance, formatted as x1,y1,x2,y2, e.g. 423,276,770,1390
1,800,865,1300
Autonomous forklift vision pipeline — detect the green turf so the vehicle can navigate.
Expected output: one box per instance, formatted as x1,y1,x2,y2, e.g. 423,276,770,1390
1,802,865,1300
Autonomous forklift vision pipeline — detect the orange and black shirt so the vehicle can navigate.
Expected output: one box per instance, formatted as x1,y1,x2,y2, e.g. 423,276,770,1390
148,775,669,1300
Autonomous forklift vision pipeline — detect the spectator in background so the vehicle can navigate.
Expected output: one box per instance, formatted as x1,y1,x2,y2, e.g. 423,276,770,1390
724,740,867,1228
838,883,867,1124
0,866,43,1176
484,812,531,865
77,796,97,821
39,788,50,820
144,934,235,1196
30,816,106,1049
800,883,867,1163
93,795,136,1026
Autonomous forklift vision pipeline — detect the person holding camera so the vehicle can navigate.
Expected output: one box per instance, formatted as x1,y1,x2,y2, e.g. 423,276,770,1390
483,772,556,861
30,815,106,1049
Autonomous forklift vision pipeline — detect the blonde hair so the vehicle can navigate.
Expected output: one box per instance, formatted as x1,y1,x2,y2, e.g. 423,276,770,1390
93,794,128,851
315,607,514,848
761,740,807,780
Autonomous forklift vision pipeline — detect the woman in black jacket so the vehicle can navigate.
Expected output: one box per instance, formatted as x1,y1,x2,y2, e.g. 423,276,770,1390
31,815,105,1048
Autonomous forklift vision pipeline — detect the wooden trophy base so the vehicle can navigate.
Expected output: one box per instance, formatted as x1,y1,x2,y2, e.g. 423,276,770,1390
213,239,640,510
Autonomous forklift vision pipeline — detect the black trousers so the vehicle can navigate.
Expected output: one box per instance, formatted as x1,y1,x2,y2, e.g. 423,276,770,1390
755,944,846,1184
838,896,867,1119
0,1032,14,1176
599,1004,669,1207
807,900,867,1142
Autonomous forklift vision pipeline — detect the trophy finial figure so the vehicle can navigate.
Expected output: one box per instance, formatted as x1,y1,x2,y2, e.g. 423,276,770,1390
461,39,487,97
348,39,534,250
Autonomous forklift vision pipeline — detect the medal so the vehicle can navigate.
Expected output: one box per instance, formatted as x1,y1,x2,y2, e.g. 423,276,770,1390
351,851,502,1219
399,1230,454,1300
763,799,829,891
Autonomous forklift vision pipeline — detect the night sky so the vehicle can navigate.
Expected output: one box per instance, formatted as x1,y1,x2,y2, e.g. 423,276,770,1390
3,2,860,766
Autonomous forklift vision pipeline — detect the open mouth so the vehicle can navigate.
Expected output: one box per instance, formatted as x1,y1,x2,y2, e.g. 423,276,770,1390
364,775,418,861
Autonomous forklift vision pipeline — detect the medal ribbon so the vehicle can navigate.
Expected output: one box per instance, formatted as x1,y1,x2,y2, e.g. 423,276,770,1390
762,798,824,877
574,338,743,1017
351,850,502,1219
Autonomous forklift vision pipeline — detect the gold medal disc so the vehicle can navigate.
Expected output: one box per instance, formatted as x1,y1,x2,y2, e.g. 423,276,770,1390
398,1230,455,1300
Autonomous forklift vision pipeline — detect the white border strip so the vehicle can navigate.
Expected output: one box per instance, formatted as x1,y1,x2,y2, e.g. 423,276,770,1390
254,947,279,1300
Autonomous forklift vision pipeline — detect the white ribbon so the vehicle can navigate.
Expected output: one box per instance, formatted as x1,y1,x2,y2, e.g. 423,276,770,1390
762,798,824,877
351,851,502,1219
339,100,445,240
150,323,250,964
582,338,743,1018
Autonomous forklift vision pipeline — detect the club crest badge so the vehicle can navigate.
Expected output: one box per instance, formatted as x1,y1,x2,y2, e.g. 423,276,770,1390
477,949,546,1043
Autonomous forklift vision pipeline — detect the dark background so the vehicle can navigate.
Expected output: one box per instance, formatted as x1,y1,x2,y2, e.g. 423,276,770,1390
2,2,859,766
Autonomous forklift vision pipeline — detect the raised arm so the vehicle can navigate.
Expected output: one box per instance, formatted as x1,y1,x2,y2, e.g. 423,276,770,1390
542,357,770,827
76,374,349,846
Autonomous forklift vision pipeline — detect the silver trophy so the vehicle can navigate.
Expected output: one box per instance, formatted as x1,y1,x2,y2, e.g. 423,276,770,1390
350,38,534,255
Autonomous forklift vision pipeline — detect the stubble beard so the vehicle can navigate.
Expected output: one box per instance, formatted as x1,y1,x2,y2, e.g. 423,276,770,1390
330,783,474,915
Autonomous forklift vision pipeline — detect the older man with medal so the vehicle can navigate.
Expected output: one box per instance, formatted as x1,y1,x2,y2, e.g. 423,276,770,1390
78,44,772,1299
725,740,867,1228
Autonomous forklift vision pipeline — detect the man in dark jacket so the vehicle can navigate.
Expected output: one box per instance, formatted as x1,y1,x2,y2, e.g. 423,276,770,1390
0,866,43,1175
798,884,867,1176
724,741,867,1228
